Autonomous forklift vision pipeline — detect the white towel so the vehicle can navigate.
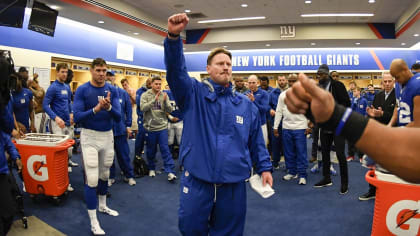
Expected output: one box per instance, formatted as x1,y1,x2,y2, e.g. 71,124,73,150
249,174,275,198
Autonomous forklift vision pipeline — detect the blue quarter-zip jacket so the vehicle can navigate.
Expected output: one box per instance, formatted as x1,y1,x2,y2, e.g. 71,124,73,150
164,37,272,184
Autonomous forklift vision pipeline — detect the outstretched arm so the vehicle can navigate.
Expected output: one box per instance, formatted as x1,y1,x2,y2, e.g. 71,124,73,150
285,73,420,183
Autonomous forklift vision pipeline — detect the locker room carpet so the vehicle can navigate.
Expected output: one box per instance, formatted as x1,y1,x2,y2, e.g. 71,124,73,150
12,140,375,236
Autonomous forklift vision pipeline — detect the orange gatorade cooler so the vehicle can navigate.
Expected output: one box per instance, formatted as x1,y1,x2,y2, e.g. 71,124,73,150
366,170,420,236
14,133,74,198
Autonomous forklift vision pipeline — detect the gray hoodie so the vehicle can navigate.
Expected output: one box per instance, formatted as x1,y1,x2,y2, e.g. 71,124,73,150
140,89,173,131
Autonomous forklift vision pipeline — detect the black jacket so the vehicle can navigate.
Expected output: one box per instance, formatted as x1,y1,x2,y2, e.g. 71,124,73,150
371,89,396,124
327,78,351,107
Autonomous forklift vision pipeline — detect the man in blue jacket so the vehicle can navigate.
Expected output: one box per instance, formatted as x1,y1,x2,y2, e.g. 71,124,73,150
134,78,151,159
165,13,273,235
247,75,270,145
269,75,288,168
347,86,368,162
106,71,135,186
73,58,121,236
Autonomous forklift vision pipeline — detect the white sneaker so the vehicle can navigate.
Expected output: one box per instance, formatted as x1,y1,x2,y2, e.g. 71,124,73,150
108,178,115,187
168,173,177,181
298,177,307,185
128,178,136,186
67,184,74,192
91,220,105,235
98,206,119,216
69,160,79,167
282,174,298,181
149,170,156,177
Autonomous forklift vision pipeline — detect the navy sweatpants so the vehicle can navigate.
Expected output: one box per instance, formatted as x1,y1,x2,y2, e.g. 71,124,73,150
145,129,175,173
179,171,246,236
110,135,134,179
282,129,308,178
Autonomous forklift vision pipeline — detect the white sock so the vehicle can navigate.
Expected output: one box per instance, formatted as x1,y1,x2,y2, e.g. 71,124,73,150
88,209,105,235
98,195,106,209
98,195,119,216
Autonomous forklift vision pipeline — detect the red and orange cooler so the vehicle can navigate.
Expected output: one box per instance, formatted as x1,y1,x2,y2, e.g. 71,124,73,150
14,133,74,197
366,170,420,236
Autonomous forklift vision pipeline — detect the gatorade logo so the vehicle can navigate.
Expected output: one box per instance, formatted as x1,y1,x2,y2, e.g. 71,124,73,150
386,200,420,235
27,155,49,182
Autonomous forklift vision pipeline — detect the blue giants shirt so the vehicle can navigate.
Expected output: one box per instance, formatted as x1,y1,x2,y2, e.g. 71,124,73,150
395,73,420,127
73,82,121,131
12,88,33,130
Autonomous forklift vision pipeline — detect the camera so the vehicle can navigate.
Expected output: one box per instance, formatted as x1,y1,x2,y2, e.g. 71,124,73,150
0,50,18,109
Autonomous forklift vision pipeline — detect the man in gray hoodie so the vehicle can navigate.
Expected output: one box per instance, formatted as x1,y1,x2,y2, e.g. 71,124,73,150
140,77,176,181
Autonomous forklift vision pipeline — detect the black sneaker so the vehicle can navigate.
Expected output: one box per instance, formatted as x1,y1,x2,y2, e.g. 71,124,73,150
314,178,332,188
358,191,375,201
340,185,349,195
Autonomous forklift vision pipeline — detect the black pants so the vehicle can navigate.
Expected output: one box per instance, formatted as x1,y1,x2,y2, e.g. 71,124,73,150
311,125,320,158
320,130,348,186
0,173,17,236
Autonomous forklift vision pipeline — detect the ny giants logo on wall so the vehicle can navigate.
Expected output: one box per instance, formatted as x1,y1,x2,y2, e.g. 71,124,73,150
280,25,296,38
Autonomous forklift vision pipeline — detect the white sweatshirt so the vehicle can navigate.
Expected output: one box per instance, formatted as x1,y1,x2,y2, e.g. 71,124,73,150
274,88,308,130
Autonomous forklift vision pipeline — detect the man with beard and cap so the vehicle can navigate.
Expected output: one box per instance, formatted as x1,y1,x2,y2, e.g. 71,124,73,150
134,78,152,159
313,64,350,195
269,75,287,169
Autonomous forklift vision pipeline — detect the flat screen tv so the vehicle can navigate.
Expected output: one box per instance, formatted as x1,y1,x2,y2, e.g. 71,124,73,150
0,0,27,28
28,1,58,36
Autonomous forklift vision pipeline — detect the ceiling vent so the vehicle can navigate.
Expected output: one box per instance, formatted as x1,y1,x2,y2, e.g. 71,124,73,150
82,0,167,33
187,12,207,19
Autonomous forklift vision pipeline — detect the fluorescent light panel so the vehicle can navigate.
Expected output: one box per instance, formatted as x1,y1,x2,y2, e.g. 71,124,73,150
301,13,374,17
198,16,266,23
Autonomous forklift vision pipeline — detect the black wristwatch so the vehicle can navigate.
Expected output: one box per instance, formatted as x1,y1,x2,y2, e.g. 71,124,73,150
168,32,180,38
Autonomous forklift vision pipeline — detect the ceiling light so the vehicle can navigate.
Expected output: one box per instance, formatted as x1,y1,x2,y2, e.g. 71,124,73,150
241,4,248,7
185,9,191,13
98,20,104,24
265,44,271,47
414,34,419,37
198,16,266,23
223,45,228,48
301,13,374,17
368,0,375,3
50,5,59,10
401,43,406,46
133,32,139,35
310,42,316,46
305,1,312,4
355,42,361,45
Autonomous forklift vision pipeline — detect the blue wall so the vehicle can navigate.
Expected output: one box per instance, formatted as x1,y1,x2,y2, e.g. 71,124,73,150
0,12,165,69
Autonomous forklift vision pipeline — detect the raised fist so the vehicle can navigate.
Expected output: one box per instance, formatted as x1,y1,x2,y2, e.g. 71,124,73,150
168,13,189,36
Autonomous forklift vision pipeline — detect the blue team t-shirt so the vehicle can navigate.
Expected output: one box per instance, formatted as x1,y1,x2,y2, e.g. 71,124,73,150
12,88,33,130
73,82,121,131
395,73,420,126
